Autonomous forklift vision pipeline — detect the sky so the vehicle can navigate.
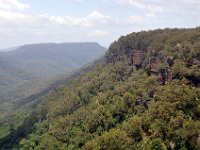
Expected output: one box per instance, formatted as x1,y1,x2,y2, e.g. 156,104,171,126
0,0,200,50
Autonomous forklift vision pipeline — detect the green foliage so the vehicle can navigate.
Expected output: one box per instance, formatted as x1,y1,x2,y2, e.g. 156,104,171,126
1,28,200,150
84,129,133,150
0,42,106,122
150,138,164,150
0,112,29,139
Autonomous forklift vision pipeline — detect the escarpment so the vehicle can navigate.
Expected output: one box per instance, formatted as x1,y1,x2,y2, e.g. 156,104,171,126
131,52,173,85
106,28,200,86
132,51,146,69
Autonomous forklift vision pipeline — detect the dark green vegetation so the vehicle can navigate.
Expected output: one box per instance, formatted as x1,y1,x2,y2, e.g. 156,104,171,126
0,28,200,150
0,42,106,95
0,42,106,109
0,42,106,137
0,42,106,77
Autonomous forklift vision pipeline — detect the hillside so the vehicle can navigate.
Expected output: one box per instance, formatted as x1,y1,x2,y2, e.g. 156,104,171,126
0,42,106,77
0,57,36,96
0,42,106,126
0,28,200,150
0,42,106,96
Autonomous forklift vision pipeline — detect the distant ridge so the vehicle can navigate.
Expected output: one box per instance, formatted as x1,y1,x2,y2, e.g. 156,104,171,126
0,42,106,77
0,41,106,102
0,28,200,150
0,42,107,122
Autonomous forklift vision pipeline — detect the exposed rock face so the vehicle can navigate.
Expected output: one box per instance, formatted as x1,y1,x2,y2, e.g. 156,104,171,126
192,58,200,67
135,97,151,108
149,56,163,74
166,68,172,82
167,56,174,67
149,56,173,85
132,51,146,69
131,52,173,85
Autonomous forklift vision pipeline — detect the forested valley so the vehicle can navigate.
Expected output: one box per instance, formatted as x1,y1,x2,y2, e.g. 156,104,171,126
0,28,200,150
0,42,106,142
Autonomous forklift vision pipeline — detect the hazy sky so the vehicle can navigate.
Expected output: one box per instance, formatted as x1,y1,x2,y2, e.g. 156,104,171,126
0,0,200,49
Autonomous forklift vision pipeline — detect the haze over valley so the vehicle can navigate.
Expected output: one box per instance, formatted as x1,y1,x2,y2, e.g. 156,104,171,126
0,0,200,150
0,42,106,122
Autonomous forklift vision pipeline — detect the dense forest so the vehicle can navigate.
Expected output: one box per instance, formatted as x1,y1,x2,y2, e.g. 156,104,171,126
0,28,200,150
0,42,106,127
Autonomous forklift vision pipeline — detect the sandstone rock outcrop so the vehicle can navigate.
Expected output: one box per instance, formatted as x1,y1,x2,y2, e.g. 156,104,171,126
132,51,173,85
132,51,146,69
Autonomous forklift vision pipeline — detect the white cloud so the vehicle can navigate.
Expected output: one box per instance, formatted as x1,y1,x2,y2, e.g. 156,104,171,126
118,0,164,15
74,0,85,2
146,4,163,13
0,0,29,11
118,0,145,9
88,30,108,37
0,0,200,49
128,14,155,24
0,7,158,48
0,9,26,20
0,7,116,47
35,11,112,27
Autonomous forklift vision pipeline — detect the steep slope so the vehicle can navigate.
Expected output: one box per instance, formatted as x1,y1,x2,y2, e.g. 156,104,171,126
0,57,36,96
1,28,200,150
0,42,106,97
1,42,106,77
0,42,106,119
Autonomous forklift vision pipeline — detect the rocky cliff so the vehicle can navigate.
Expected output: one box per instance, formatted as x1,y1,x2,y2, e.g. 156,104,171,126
106,28,200,86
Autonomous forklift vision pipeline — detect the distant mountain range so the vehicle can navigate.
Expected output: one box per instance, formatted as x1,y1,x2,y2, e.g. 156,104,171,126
0,42,106,91
0,42,106,120
0,42,106,77
1,28,199,149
